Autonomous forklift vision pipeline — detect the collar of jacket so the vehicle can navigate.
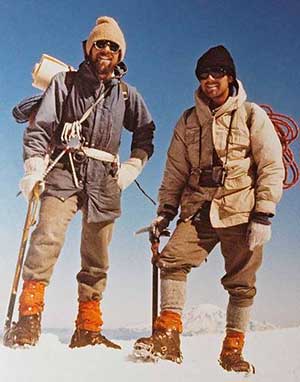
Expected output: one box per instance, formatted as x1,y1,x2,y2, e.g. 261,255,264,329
194,79,247,124
76,60,128,93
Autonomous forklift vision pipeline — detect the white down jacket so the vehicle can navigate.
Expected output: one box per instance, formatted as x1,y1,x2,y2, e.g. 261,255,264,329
157,80,284,227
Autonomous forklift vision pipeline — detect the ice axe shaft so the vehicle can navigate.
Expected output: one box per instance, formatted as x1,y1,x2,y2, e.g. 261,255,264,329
152,266,158,333
3,187,40,335
135,226,170,333
151,239,159,333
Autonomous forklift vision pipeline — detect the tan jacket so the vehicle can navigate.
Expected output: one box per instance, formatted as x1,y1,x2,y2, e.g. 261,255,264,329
158,80,284,227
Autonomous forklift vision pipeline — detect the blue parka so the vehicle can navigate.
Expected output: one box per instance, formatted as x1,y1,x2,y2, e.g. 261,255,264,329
23,60,155,223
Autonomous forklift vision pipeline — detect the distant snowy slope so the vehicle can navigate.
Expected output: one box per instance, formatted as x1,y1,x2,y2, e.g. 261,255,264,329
0,327,299,382
183,304,226,335
39,304,277,343
183,304,276,335
95,304,277,340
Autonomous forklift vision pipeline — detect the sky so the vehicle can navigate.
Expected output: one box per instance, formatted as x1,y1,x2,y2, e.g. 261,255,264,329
0,0,300,332
0,327,300,382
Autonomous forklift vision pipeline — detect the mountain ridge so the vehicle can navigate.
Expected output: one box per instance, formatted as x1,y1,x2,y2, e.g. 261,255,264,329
42,304,277,342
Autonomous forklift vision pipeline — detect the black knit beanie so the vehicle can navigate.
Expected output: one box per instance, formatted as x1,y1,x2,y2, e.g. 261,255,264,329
195,45,236,81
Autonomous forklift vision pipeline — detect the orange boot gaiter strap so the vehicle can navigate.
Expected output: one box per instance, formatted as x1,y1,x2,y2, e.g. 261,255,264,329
19,280,45,316
154,310,183,333
76,300,103,332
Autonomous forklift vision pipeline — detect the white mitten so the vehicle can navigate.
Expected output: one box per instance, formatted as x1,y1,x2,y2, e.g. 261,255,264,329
247,221,271,251
151,215,170,238
19,156,48,200
117,157,146,191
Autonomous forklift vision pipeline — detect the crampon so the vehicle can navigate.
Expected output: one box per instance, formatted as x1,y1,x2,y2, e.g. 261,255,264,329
133,328,183,364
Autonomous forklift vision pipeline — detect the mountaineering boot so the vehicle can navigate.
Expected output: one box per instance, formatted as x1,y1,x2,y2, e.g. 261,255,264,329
69,328,121,349
69,300,121,349
219,330,255,374
3,314,42,347
133,310,183,363
3,280,45,347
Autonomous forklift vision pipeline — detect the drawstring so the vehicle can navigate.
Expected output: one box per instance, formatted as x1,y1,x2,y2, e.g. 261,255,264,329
224,110,236,167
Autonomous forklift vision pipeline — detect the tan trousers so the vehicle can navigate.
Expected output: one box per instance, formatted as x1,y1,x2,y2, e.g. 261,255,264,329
23,195,114,301
158,216,263,308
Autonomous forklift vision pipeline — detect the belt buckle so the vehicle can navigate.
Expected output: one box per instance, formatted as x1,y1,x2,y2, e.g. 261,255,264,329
73,150,87,164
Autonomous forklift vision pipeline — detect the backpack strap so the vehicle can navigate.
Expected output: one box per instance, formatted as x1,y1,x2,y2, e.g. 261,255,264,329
64,70,76,93
60,70,76,117
120,80,129,102
183,106,195,125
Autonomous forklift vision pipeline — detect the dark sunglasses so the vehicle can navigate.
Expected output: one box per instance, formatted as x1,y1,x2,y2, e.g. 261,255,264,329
198,67,228,80
93,40,120,53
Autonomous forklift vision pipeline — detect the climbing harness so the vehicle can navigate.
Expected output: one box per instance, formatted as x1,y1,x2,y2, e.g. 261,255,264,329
54,85,116,187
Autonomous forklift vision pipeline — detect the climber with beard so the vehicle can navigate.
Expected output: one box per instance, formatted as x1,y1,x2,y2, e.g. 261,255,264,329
7,16,155,349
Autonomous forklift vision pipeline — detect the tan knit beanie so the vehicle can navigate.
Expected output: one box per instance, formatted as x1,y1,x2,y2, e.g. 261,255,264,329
86,16,126,61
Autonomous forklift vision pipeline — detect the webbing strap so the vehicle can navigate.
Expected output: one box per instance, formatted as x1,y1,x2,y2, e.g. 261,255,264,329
79,86,112,124
82,147,118,163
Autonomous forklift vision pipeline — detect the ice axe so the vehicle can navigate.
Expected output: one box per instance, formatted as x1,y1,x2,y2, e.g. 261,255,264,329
3,183,42,346
135,225,170,333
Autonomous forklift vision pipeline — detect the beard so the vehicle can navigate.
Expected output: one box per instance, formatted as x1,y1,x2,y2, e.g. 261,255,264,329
90,54,116,80
95,59,114,75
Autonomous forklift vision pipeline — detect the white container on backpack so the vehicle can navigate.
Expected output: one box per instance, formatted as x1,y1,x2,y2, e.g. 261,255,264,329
32,54,74,91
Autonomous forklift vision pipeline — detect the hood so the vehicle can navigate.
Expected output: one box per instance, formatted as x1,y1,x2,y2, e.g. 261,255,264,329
76,60,128,95
113,61,128,79
194,79,247,123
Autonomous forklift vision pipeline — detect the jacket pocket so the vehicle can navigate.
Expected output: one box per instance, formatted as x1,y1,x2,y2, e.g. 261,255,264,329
224,172,254,191
222,187,255,214
228,130,250,160
97,174,121,214
91,107,113,150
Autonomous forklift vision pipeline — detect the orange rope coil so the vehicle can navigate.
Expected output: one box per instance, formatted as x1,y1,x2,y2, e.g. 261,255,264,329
260,104,300,189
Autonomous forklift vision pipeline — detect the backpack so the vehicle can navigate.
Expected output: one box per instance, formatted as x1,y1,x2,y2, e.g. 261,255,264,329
12,72,129,124
245,102,299,189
